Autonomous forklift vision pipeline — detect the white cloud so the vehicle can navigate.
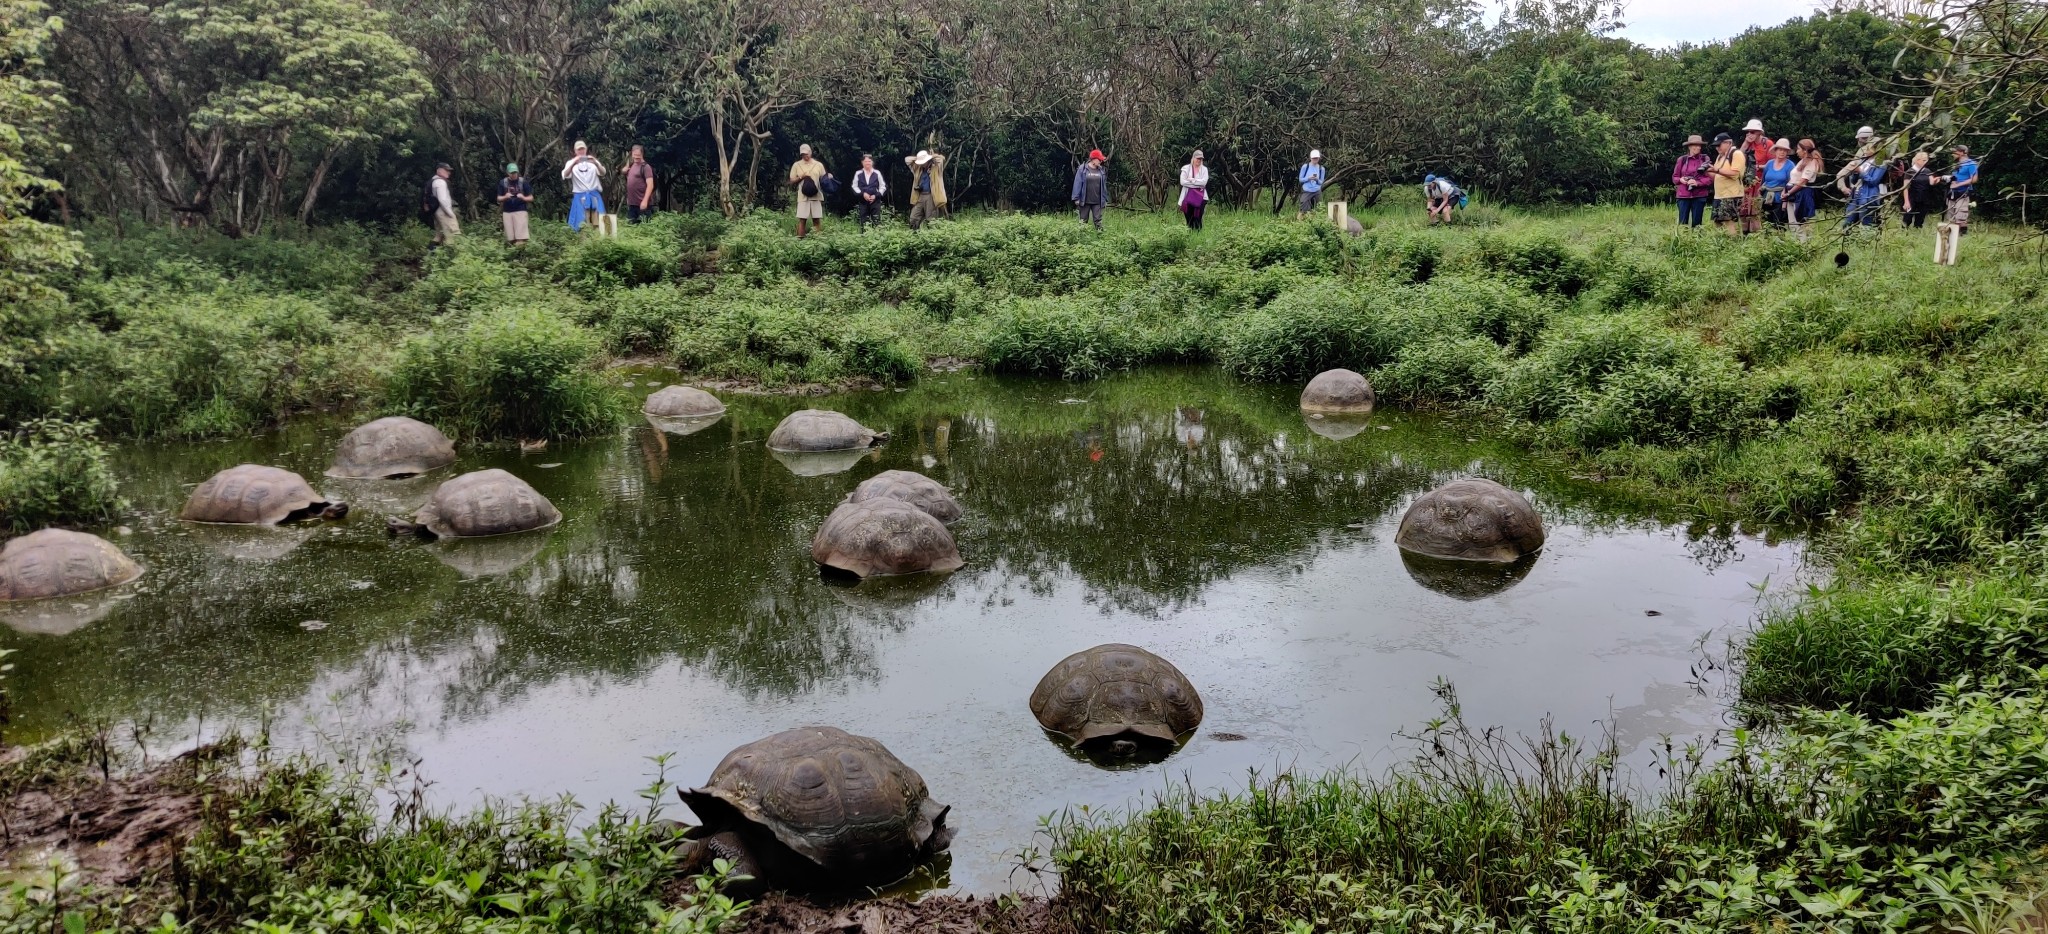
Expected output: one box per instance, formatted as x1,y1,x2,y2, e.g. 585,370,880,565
1613,0,1825,47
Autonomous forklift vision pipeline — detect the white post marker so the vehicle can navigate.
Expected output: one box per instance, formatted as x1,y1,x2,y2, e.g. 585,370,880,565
1326,199,1348,233
1934,222,1960,265
598,213,619,238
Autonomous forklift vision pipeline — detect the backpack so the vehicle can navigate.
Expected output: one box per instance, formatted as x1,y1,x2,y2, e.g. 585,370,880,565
820,173,840,197
800,176,818,197
420,176,439,221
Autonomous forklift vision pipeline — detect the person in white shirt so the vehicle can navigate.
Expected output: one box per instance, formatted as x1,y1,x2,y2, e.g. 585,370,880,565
1179,150,1209,230
562,140,607,232
427,162,458,247
852,154,887,230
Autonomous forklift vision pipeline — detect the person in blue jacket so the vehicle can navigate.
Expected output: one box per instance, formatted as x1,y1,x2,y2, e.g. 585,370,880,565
1841,148,1888,230
1297,150,1326,217
1072,149,1109,229
1937,143,1978,235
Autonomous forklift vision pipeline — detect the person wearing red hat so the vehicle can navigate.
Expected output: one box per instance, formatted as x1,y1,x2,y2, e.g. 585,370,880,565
1072,149,1109,229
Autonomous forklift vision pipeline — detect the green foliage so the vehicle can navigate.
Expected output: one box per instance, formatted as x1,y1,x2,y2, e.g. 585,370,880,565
980,296,1150,380
0,418,120,532
555,230,674,297
1491,315,1757,448
386,305,625,440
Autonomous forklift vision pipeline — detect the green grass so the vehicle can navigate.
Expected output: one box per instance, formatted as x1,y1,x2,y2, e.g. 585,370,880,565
9,200,2048,931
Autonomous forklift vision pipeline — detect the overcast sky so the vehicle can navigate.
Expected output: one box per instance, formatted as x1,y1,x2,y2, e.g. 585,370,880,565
1609,0,1824,47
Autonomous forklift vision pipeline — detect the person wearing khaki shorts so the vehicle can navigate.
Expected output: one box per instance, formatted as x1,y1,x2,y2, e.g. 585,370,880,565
496,163,533,245
789,144,828,237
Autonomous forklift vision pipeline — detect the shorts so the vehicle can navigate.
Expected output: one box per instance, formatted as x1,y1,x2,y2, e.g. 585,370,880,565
501,211,530,242
1946,195,1971,225
796,199,823,220
432,210,460,242
1299,190,1321,213
1712,197,1743,223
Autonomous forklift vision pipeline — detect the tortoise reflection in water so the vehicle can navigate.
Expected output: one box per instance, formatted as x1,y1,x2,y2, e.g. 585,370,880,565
676,726,954,892
180,465,348,525
1394,478,1545,563
386,469,561,540
1030,643,1204,763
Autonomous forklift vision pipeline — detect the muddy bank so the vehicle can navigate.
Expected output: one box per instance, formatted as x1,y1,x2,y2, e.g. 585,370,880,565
733,893,1071,934
0,741,231,891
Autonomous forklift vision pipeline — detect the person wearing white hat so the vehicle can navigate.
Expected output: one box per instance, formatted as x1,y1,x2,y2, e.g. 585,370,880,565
1179,150,1209,230
1297,150,1326,218
903,149,948,230
789,143,828,237
1740,120,1769,234
1760,138,1796,229
562,141,607,233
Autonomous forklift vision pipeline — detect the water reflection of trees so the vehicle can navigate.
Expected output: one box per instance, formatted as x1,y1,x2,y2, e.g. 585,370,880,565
2,369,1774,742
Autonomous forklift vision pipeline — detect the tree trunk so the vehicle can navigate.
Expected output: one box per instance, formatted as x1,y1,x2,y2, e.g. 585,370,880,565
298,146,340,225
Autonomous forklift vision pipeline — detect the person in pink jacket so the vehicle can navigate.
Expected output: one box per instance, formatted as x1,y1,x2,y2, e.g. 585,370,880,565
1671,134,1713,228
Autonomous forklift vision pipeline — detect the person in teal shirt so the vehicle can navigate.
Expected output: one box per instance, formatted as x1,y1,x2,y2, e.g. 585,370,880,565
1297,150,1326,217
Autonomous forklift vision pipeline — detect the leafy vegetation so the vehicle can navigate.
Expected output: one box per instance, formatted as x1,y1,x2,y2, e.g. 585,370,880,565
0,418,120,531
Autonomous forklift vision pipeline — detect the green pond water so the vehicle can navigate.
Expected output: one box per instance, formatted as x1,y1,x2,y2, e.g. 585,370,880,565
0,367,1806,893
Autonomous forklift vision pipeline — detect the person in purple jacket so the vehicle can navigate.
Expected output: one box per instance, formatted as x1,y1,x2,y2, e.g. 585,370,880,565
1672,134,1713,227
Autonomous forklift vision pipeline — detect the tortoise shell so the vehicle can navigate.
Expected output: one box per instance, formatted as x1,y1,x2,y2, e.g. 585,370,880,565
681,726,952,888
847,470,961,524
1299,368,1375,414
414,469,561,538
643,386,726,418
327,417,457,479
768,410,877,453
811,499,963,578
0,529,143,601
1030,643,1204,744
180,465,332,525
1394,478,1545,563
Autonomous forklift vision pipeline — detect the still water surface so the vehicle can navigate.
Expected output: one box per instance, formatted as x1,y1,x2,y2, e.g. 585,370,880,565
2,368,1805,893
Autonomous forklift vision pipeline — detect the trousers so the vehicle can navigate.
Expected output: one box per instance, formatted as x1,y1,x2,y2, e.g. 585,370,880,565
1078,202,1103,228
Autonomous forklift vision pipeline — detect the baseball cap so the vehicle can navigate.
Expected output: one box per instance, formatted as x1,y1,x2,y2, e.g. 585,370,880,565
505,163,519,173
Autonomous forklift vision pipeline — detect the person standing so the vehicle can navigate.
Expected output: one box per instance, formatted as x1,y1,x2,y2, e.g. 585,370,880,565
1179,151,1209,230
1671,135,1713,228
562,141,606,232
1709,133,1747,237
788,144,828,237
495,163,532,246
853,154,886,231
1739,119,1770,234
1900,152,1936,229
1760,139,1795,229
1072,149,1109,229
425,162,459,248
1841,148,1887,230
1788,138,1824,240
621,145,656,223
1297,150,1326,217
905,149,948,231
1937,143,1977,236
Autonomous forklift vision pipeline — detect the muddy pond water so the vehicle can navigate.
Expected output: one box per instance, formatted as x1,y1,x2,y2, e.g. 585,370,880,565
1,367,1806,893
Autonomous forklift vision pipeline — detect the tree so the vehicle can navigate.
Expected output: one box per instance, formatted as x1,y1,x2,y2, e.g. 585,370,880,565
0,0,87,419
49,0,427,230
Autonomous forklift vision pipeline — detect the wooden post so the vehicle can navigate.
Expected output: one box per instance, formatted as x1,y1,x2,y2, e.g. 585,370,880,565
1326,199,1348,233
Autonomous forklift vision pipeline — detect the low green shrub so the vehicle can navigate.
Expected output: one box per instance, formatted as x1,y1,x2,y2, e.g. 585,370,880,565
1491,315,1758,448
555,231,674,296
1471,232,1594,297
665,297,921,385
0,419,121,532
980,296,1150,379
386,304,624,440
1372,336,1510,405
1216,281,1397,381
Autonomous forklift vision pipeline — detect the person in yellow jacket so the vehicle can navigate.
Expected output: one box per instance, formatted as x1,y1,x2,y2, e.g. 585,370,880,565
905,149,947,230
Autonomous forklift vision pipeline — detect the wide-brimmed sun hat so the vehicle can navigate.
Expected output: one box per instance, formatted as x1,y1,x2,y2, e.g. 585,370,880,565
1683,134,1705,148
1743,118,1764,132
1772,138,1792,152
914,150,933,165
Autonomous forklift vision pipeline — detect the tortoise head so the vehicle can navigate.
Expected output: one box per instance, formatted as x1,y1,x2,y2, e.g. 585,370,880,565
320,502,351,521
384,517,435,539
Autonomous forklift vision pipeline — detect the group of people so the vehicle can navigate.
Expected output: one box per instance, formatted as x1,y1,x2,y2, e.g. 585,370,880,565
1671,120,1980,240
1068,149,1218,231
422,141,659,247
784,146,950,237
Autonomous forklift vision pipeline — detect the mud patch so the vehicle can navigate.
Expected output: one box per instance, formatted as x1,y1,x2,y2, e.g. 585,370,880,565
0,743,231,889
732,893,1072,934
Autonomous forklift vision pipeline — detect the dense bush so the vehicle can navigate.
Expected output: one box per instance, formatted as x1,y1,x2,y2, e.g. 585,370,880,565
980,296,1152,379
0,419,121,532
386,305,624,440
555,230,675,297
1471,232,1594,297
1491,315,1758,448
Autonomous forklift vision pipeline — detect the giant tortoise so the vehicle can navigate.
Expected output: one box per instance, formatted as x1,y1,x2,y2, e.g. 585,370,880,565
180,465,348,525
0,529,143,602
327,417,457,480
677,726,953,891
1299,368,1375,414
1030,644,1204,755
1394,478,1545,563
767,410,885,453
643,386,726,419
846,470,962,524
386,469,561,540
811,499,963,578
